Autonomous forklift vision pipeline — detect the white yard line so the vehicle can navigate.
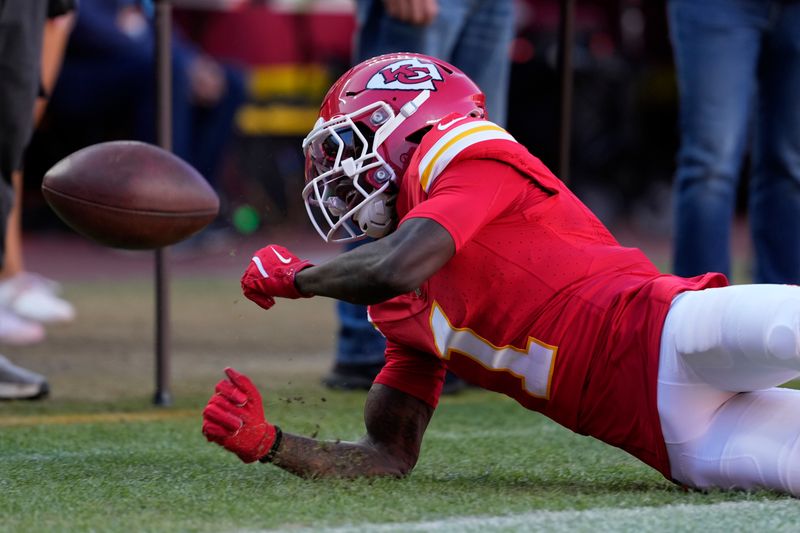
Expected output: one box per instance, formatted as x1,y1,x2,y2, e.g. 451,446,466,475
251,500,800,533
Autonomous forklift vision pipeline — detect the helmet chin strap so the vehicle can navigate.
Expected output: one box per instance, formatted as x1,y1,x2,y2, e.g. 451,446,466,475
372,90,431,149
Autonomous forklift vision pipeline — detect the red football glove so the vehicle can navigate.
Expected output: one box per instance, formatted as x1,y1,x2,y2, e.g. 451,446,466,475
202,367,278,463
241,244,314,310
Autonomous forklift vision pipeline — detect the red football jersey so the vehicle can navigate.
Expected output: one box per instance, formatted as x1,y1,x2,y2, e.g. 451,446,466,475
370,116,727,478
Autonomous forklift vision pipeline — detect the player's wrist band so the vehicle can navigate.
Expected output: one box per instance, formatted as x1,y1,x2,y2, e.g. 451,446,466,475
259,426,283,463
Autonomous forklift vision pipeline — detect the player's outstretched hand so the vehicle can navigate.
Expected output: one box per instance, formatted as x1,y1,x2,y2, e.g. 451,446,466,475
240,244,313,310
202,367,278,463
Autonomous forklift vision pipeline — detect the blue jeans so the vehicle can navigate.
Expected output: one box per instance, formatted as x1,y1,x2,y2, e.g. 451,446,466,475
354,0,514,126
669,0,800,283
51,48,245,190
335,0,514,366
0,0,48,266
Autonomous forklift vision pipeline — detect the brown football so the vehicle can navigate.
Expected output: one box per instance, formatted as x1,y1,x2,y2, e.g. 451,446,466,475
42,141,220,249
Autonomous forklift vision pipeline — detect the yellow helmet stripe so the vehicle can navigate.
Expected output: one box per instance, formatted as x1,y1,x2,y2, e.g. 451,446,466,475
419,122,514,192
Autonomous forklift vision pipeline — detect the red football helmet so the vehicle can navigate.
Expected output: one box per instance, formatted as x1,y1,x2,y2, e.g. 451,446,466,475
302,53,486,242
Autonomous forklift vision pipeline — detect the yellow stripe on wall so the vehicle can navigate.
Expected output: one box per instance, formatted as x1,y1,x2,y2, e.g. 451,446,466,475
248,64,332,99
239,64,334,135
237,104,322,136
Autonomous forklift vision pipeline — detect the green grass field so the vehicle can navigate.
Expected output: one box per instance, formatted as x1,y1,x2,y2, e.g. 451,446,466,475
2,267,799,532
3,389,799,532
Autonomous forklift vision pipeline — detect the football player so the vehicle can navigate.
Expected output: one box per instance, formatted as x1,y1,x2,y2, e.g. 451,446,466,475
203,54,800,496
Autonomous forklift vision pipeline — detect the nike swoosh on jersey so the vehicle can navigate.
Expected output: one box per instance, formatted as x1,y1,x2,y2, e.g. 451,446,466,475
271,247,292,264
251,256,269,278
436,116,468,131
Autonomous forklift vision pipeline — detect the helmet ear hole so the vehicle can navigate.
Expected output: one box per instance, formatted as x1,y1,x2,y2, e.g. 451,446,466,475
405,125,433,145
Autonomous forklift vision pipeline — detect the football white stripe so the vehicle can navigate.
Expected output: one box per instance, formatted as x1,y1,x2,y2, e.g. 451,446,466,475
257,500,800,533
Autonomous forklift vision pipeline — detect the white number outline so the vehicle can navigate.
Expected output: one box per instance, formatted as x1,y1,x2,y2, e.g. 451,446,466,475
429,301,558,399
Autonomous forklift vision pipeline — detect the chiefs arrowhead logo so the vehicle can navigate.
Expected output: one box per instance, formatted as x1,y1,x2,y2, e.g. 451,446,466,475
366,58,444,91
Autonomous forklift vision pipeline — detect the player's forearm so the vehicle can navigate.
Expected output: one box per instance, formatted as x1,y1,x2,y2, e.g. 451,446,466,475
295,218,456,304
203,378,428,479
270,433,412,479
296,247,405,305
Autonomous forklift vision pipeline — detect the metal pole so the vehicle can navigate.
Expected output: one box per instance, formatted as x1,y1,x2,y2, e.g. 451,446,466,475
154,0,172,406
556,0,575,183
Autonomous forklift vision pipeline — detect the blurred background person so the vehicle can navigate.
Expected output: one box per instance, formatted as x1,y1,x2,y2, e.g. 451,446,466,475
0,9,77,347
323,0,515,391
669,0,800,283
45,0,246,247
359,0,513,126
0,0,77,398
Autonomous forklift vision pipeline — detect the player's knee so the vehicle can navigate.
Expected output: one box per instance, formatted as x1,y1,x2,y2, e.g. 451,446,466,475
766,323,798,361
765,301,800,362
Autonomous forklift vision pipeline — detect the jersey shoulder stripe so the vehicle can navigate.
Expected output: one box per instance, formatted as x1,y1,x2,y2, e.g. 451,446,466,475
418,120,515,193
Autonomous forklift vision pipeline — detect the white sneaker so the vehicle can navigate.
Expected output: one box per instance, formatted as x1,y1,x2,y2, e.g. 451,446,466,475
0,354,49,399
0,273,75,324
0,307,45,345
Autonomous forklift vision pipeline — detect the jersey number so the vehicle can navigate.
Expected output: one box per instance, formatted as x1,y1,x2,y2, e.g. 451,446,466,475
430,302,557,398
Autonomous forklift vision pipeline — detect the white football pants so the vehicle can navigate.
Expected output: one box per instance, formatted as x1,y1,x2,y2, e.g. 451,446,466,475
658,284,800,496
